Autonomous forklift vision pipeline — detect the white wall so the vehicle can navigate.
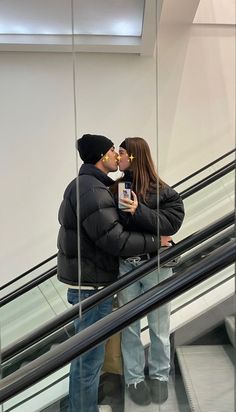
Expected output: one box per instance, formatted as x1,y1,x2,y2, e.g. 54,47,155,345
158,24,235,182
0,21,235,285
0,52,74,285
194,0,235,24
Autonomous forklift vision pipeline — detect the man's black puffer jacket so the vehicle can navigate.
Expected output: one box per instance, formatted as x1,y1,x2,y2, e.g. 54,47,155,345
57,164,158,287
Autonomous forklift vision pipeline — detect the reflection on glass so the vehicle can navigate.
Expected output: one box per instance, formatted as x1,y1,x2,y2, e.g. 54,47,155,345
1,0,235,411
1,277,69,349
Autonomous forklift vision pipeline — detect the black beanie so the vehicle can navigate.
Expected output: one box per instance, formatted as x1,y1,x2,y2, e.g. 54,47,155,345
76,134,114,164
120,139,127,150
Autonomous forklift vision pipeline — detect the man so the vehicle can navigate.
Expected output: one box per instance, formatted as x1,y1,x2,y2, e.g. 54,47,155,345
57,134,158,412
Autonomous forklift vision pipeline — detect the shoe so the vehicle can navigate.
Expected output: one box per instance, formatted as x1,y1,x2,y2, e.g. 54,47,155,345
99,405,112,412
149,379,168,404
127,381,151,405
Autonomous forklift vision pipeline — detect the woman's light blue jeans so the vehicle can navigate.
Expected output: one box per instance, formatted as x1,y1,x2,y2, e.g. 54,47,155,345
118,258,172,385
67,288,113,412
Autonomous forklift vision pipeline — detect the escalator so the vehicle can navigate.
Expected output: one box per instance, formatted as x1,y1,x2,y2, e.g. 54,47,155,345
1,235,235,412
0,149,235,412
1,148,234,347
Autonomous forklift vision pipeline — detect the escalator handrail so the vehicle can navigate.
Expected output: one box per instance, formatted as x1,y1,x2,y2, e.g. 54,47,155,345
172,147,235,188
0,254,57,292
3,149,235,292
0,267,57,308
0,239,235,403
180,160,235,199
2,211,234,363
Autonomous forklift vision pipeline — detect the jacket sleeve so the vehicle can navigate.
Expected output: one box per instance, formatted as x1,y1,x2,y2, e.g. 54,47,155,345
131,186,185,236
80,187,159,257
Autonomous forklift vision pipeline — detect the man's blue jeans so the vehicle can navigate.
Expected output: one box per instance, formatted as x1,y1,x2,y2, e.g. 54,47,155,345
67,288,113,412
118,259,172,385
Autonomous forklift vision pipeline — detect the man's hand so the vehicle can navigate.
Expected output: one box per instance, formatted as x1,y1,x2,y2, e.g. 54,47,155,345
161,236,172,247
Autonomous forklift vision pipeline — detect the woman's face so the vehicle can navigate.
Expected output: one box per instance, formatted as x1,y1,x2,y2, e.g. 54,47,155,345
118,147,130,172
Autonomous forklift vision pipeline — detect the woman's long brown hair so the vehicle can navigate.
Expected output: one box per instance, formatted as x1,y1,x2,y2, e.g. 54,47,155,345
114,137,165,202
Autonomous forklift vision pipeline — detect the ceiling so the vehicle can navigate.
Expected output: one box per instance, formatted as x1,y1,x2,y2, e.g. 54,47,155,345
0,0,145,36
0,0,234,55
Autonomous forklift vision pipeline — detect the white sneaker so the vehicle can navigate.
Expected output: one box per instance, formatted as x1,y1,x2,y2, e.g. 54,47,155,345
99,405,112,412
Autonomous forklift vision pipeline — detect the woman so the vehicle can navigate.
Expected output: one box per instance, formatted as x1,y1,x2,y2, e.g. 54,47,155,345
114,137,184,406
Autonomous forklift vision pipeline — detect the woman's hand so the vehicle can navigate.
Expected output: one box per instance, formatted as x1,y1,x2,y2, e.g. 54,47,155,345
161,236,172,247
120,191,138,215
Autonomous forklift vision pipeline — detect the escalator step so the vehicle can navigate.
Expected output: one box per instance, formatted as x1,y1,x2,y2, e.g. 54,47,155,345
225,316,235,348
176,345,235,411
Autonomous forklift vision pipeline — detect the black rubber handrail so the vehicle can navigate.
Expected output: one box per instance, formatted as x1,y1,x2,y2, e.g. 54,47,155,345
0,254,57,291
3,149,235,293
172,148,235,188
180,160,235,199
2,211,234,363
172,226,234,270
0,267,57,308
0,239,235,403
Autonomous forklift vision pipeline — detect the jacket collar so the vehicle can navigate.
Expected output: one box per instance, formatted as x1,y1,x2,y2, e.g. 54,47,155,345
123,169,133,182
79,163,115,187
